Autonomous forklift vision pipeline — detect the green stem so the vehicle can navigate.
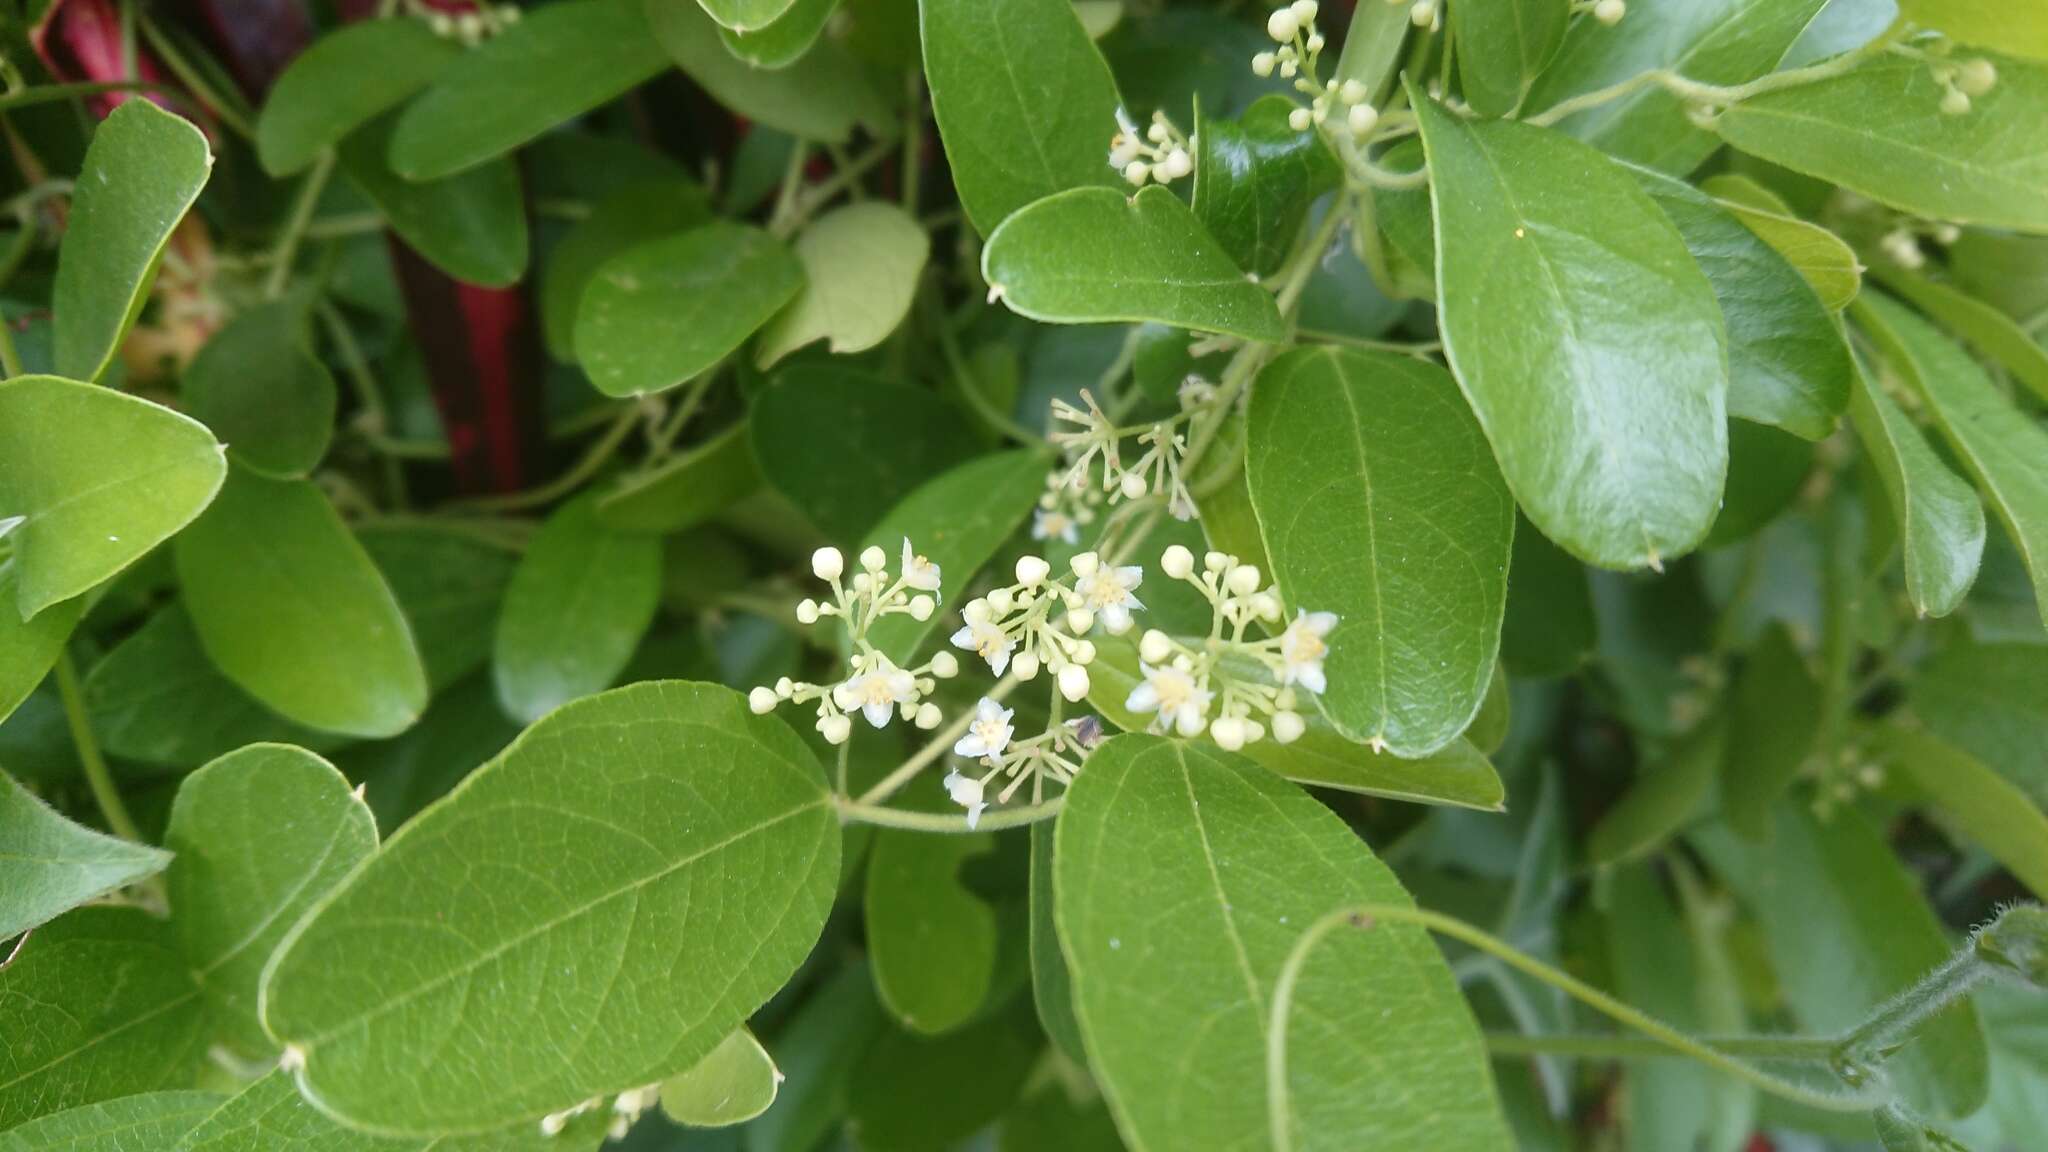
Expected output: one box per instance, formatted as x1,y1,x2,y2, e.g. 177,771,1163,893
924,287,1041,443
139,12,257,139
0,315,21,379
1484,1031,1839,1062
1837,948,1990,1069
837,795,1062,833
450,405,642,513
56,652,142,843
265,152,335,299
856,673,1027,806
646,371,716,459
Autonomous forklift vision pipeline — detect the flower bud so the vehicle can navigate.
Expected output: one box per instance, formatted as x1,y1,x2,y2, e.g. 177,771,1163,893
1161,544,1195,579
1067,607,1096,635
1290,1,1319,24
1252,51,1277,77
1014,650,1041,680
910,595,935,621
1120,470,1150,500
860,545,887,571
1305,32,1325,53
1210,716,1247,750
1140,629,1173,664
1252,591,1283,620
1339,79,1368,105
820,714,853,745
1976,904,2048,988
1124,160,1151,186
1273,710,1306,744
1162,148,1193,180
1176,707,1208,738
930,651,960,678
1941,87,1972,116
1267,7,1300,42
748,686,777,714
1593,0,1624,25
812,547,844,581
1071,550,1102,578
1016,555,1052,585
1059,664,1091,702
1288,106,1313,132
796,598,820,624
914,702,943,730
1957,58,1997,97
988,587,1015,614
964,597,991,623
1204,550,1231,574
1227,564,1262,596
1410,0,1434,28
1072,639,1097,665
1349,103,1378,136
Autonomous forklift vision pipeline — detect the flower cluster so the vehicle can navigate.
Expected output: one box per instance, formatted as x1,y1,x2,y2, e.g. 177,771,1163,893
1049,389,1195,520
950,550,1143,698
1107,108,1195,188
1252,3,1382,138
748,542,960,744
538,1083,655,1139
942,702,1104,827
1126,545,1338,751
411,0,521,44
1030,468,1100,547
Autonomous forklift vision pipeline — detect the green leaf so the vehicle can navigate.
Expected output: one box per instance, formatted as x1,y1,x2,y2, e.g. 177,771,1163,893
259,682,840,1134
83,604,339,768
165,745,377,1060
660,1029,781,1128
388,0,670,180
1844,358,1985,619
0,375,226,620
750,366,977,542
1719,624,1823,840
1524,0,1830,175
336,112,528,288
1084,631,1506,809
1412,100,1728,570
699,0,801,32
846,997,1042,1151
1054,736,1512,1150
254,19,458,176
1698,174,1862,311
0,769,169,941
756,203,929,368
1586,712,1724,867
0,907,207,1130
1631,165,1849,441
1246,346,1513,755
745,961,887,1152
861,450,1047,664
52,101,212,383
173,470,427,739
0,562,81,724
1452,0,1570,118
1027,821,1086,1064
866,830,1000,1035
492,497,662,725
983,186,1285,342
1695,805,1990,1120
182,297,337,479
540,179,712,363
1715,53,2048,232
1857,292,2048,629
1875,268,2048,407
1898,0,2048,62
593,422,762,535
1912,643,2048,809
1192,95,1342,277
1468,665,1510,755
358,525,518,693
1500,514,1595,678
1880,721,2048,900
0,1092,222,1152
175,1070,613,1152
649,0,889,142
919,0,1121,235
717,0,840,67
999,1082,1125,1152
575,223,803,397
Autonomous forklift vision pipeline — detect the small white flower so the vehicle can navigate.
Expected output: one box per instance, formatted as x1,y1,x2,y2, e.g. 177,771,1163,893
1127,662,1213,737
952,617,1015,676
1032,508,1080,545
1280,610,1338,693
1348,103,1378,135
945,770,988,828
860,545,888,572
1124,160,1151,186
834,659,917,728
1075,565,1145,634
954,697,1015,764
900,538,942,592
796,598,820,624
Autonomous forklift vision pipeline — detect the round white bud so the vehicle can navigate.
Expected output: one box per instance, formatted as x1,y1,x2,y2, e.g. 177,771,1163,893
748,686,778,714
796,598,820,624
1014,650,1042,680
910,595,935,621
820,714,853,745
1288,106,1313,132
930,651,960,678
851,571,873,594
1070,550,1101,578
1957,58,1997,97
1067,607,1096,635
964,597,991,623
1252,591,1283,621
1210,716,1247,751
1160,544,1194,579
1204,550,1232,574
1140,628,1174,664
1292,0,1319,23
1123,160,1151,186
1267,7,1300,42
860,545,887,571
1252,51,1276,77
1305,32,1325,53
914,702,943,730
776,676,794,697
1119,470,1150,500
1227,564,1263,596
1941,87,1972,116
1058,664,1091,702
1348,102,1379,135
1162,148,1193,180
1016,555,1051,585
1146,120,1170,143
812,547,844,581
1280,58,1298,78
1175,706,1208,738
1339,79,1368,105
1273,710,1307,744
1072,639,1097,665
1243,719,1266,745
988,587,1015,614
1410,0,1434,28
499,4,521,21
1593,0,1624,24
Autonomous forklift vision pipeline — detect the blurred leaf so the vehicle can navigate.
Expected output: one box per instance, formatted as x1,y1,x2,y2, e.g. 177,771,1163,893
255,19,457,176
746,961,887,1152
542,179,713,363
52,101,211,383
650,0,890,142
1705,421,1813,547
1898,0,2048,61
0,561,81,724
1192,95,1342,277
846,999,1041,1152
997,1082,1125,1152
492,497,661,725
1453,0,1569,118
0,375,225,620
700,0,802,31
1879,721,2048,900
1844,357,1986,619
1500,515,1596,679
0,1091,221,1152
182,296,337,479
1470,665,1510,756
1334,0,1411,104
595,422,763,535
1027,820,1086,1064
359,525,519,693
718,0,842,67
757,202,930,367
1876,267,2048,407
866,830,1000,1034
0,769,169,941
660,1029,781,1127
1720,624,1822,839
1911,642,2048,809
337,112,528,288
983,186,1284,342
260,682,840,1134
1589,714,1725,868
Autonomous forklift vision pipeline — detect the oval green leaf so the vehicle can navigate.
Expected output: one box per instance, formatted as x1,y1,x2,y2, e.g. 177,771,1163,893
756,202,930,368
176,1069,615,1151
182,296,337,479
1875,267,2048,407
260,681,840,1134
0,374,227,619
1880,721,2048,900
1698,174,1862,311
717,0,839,68
660,1028,782,1128
1413,99,1728,570
866,830,1000,1035
0,561,81,723
1912,643,2048,809
1452,0,1569,118
0,769,170,942
1844,356,1985,619
173,470,427,739
1247,346,1513,756
594,421,763,535
336,112,528,288
699,0,801,31
649,0,889,143
255,18,458,176
1192,95,1342,277
1054,735,1513,1151
1897,0,2048,62
984,186,1284,342
359,524,519,692
541,178,712,363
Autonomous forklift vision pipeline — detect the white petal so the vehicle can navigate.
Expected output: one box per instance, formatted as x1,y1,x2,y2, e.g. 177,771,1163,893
951,625,976,649
966,803,986,830
1298,664,1327,695
1115,566,1144,589
955,735,988,759
1126,681,1160,712
1307,611,1339,635
987,646,1011,676
863,701,893,728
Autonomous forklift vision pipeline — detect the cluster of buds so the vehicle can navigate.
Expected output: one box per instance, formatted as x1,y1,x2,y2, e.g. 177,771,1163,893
1031,468,1100,547
1049,390,1196,520
413,0,522,44
538,1084,656,1139
1878,220,1962,270
942,703,1105,827
1252,3,1381,138
748,542,960,745
1107,108,1195,188
1931,53,1998,116
1125,546,1339,751
949,551,1144,702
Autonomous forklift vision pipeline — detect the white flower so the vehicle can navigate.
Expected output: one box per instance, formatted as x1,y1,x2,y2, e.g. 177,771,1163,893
1280,610,1338,693
954,698,1015,764
1032,508,1080,545
945,770,988,829
833,659,917,728
1075,565,1145,634
1126,662,1213,737
900,538,942,592
951,617,1015,676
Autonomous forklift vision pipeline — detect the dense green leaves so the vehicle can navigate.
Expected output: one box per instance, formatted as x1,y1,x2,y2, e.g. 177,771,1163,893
1055,736,1512,1150
648,0,888,142
0,375,226,620
1703,183,1861,312
0,770,169,942
866,831,1000,1035
541,179,712,363
388,0,671,180
1414,100,1727,570
173,470,427,739
255,19,457,176
0,1092,222,1152
983,187,1285,342
359,526,518,692
1881,722,2048,899
919,0,1121,234
181,298,337,479
260,682,839,1134
336,114,528,288
1452,0,1568,118
1844,360,1985,619
1586,714,1723,867
492,497,661,724
575,223,803,397
1720,624,1822,839
1877,268,2048,407
1912,643,2048,808
757,203,930,366
1716,53,2048,232
1192,96,1342,277
1246,347,1512,756
52,101,211,383
165,745,377,1059
660,1030,781,1127
593,423,762,535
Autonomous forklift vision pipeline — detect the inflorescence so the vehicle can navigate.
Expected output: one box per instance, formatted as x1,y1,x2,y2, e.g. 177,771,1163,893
1253,2,1380,138
1107,107,1195,188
